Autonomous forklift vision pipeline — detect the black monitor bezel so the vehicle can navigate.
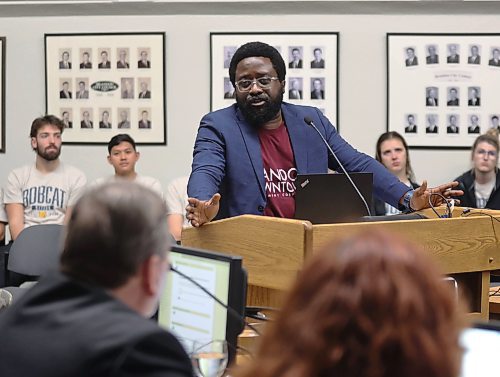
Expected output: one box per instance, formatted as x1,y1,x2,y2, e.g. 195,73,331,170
163,245,247,364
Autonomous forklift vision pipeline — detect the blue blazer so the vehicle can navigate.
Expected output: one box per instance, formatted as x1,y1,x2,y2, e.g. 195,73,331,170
188,103,410,220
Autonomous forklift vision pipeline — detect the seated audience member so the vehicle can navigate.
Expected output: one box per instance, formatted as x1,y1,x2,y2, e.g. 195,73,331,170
166,176,190,242
92,134,164,199
453,134,500,209
4,115,87,240
0,189,6,242
373,132,419,215
0,182,194,376
237,231,465,377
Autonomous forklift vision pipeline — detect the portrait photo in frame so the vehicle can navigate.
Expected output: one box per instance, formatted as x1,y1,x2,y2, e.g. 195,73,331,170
210,32,339,129
45,32,166,145
388,33,500,149
0,37,5,153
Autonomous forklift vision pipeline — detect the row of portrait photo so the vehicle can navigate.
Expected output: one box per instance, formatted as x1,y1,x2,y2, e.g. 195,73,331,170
59,107,153,130
57,47,152,70
222,76,327,100
58,77,152,100
404,44,500,67
404,113,499,135
223,45,327,69
425,86,481,107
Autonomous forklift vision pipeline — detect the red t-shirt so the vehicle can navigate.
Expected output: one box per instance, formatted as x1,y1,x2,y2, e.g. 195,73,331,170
258,122,297,218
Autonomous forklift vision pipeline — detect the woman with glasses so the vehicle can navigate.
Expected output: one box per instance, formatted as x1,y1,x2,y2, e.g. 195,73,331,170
373,131,419,215
453,133,500,209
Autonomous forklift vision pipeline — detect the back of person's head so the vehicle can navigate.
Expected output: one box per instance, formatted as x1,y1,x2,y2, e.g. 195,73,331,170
375,131,415,181
60,182,169,289
239,231,464,377
30,115,65,138
229,42,286,86
107,133,137,154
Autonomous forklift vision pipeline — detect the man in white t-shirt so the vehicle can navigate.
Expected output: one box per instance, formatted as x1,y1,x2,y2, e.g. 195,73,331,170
4,115,87,240
453,134,500,209
92,134,164,199
165,176,190,242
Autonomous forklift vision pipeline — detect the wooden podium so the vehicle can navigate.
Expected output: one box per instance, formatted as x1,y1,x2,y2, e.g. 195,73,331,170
181,208,500,320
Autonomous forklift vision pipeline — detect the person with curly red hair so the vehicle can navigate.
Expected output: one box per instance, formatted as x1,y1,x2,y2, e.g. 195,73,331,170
238,231,465,377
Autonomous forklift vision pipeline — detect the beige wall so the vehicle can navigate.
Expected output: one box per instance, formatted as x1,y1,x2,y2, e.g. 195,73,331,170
0,6,495,191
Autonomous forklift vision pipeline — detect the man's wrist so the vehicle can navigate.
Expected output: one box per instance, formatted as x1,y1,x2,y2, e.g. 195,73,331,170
399,190,415,212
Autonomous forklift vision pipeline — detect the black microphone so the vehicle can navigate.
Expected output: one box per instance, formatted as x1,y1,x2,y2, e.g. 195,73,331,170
169,265,261,336
303,116,372,216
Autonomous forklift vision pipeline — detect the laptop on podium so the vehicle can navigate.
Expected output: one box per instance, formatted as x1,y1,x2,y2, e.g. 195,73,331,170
294,173,373,224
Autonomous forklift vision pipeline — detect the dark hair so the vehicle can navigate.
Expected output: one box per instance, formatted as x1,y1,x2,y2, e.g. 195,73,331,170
238,231,465,377
407,47,415,53
492,115,499,121
30,115,65,138
107,133,136,154
229,42,286,86
60,182,170,289
375,131,415,182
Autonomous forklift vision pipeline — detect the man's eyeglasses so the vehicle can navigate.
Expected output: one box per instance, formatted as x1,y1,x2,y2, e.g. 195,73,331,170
235,77,279,92
477,149,497,158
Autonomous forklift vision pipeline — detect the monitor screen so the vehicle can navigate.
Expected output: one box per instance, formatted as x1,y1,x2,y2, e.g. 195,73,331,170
158,245,247,363
460,322,500,376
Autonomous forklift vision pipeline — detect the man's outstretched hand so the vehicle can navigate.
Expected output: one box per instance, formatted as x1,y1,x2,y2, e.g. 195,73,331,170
186,193,221,227
409,180,463,211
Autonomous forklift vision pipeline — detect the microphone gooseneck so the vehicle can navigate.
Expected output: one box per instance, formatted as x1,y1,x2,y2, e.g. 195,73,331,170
303,116,372,217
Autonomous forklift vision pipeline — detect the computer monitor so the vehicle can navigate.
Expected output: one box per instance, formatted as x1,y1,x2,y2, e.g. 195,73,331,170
460,321,500,376
158,245,247,363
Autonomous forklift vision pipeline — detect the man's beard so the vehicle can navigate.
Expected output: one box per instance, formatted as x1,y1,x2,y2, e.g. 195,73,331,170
237,91,283,128
37,145,61,161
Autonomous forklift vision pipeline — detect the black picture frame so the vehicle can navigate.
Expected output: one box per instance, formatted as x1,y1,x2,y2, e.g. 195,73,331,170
387,33,500,149
210,32,339,130
45,32,166,146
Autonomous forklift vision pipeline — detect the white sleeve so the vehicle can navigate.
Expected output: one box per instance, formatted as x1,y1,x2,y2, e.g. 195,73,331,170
165,178,188,216
67,170,88,207
4,169,23,204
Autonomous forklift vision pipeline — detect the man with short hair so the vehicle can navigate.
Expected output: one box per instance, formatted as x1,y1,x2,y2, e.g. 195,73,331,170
311,78,324,100
405,114,417,133
92,134,163,199
138,50,151,68
62,111,72,129
289,48,302,69
447,115,459,134
117,49,130,69
98,50,111,69
468,115,480,134
4,115,86,240
80,111,93,128
447,88,459,106
139,81,151,99
118,110,131,129
186,42,461,226
0,182,193,376
454,134,500,209
99,110,112,129
80,51,92,69
426,87,438,106
310,48,325,68
489,48,500,66
468,87,480,106
405,47,418,66
59,81,71,99
59,51,71,69
76,81,89,99
492,115,500,130
139,111,152,129
426,45,439,64
447,44,460,63
468,45,481,64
